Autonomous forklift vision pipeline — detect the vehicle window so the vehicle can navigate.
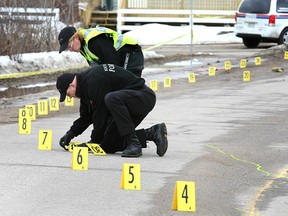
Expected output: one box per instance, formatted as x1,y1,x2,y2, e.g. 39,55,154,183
238,0,271,13
277,0,288,13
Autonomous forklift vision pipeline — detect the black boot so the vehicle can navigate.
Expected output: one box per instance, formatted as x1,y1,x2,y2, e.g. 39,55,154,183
122,132,142,157
145,123,168,156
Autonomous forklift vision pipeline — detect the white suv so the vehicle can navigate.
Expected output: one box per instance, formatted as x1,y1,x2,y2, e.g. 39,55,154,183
235,0,288,48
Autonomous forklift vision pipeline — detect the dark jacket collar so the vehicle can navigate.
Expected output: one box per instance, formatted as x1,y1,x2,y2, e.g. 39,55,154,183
75,74,84,98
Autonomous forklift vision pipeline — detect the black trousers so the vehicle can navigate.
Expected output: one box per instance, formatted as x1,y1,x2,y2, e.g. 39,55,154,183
101,86,156,153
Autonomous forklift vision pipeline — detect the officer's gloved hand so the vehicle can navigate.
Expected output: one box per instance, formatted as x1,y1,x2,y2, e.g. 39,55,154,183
59,131,75,151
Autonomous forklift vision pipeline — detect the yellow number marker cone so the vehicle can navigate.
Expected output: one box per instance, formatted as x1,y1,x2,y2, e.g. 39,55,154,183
243,71,251,82
25,105,36,120
208,66,216,76
18,108,31,134
120,163,140,190
38,99,48,115
172,181,196,212
72,147,88,170
255,57,262,65
224,61,231,70
65,96,74,106
69,142,81,152
188,73,196,83
164,77,172,88
240,59,247,69
284,51,288,60
38,130,52,150
87,143,106,155
271,67,284,73
150,80,158,91
49,97,59,111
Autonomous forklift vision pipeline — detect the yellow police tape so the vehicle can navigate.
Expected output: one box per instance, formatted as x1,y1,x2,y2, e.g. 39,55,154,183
1,32,192,79
143,32,191,51
0,64,88,80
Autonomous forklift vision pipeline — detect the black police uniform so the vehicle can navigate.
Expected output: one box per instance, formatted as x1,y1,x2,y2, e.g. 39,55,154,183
68,64,155,153
82,34,144,77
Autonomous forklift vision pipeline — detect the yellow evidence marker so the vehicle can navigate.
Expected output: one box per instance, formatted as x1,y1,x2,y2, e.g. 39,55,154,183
271,67,284,73
149,80,158,91
18,108,31,134
164,77,172,88
69,142,81,152
255,56,262,65
72,147,88,170
284,51,288,60
87,143,106,156
65,96,74,106
38,130,52,150
49,97,59,111
240,59,247,69
208,66,216,76
224,61,231,70
172,181,196,212
38,99,49,115
243,71,251,82
188,73,196,83
25,104,36,120
120,163,141,190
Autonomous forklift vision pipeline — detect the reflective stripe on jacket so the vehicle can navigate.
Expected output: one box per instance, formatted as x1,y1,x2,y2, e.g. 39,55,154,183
79,26,138,64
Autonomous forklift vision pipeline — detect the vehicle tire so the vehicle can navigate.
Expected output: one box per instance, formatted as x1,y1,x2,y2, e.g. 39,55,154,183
242,38,260,48
279,28,288,44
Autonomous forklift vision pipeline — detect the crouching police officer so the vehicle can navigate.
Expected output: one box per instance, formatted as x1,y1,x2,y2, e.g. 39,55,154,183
56,64,168,157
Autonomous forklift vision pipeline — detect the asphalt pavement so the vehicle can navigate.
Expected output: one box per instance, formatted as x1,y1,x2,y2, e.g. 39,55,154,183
1,45,288,216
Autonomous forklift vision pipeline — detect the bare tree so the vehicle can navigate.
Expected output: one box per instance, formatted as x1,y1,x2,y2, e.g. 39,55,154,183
0,0,80,60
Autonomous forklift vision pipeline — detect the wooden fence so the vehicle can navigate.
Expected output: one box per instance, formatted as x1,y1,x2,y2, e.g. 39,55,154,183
117,9,236,33
0,7,60,24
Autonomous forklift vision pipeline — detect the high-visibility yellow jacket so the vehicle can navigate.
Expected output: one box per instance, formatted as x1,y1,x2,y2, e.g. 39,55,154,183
78,26,138,64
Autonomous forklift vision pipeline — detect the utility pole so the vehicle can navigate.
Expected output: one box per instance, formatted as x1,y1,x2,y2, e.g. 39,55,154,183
190,0,193,66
